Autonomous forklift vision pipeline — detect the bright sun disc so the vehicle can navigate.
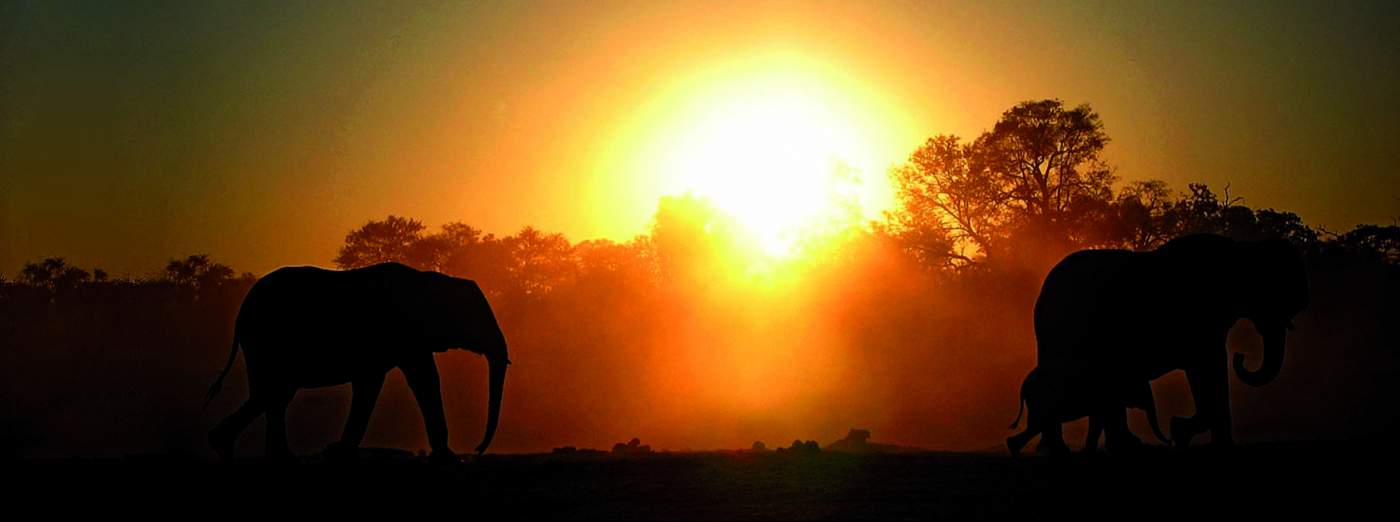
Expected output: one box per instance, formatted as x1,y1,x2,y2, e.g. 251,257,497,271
634,53,906,258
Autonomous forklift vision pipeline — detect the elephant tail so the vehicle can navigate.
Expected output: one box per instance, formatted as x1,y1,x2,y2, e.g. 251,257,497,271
1008,397,1025,430
203,337,241,411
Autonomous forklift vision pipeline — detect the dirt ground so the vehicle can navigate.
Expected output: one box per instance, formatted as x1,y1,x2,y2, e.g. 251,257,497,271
7,442,1390,519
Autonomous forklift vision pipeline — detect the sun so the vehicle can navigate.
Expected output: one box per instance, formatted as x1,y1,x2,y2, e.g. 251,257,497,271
665,88,861,256
623,52,910,258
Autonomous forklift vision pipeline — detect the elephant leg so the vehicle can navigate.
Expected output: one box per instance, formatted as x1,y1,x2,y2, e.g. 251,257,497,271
1007,427,1038,458
402,354,452,456
1169,414,1201,448
335,374,386,451
1183,361,1234,448
1027,392,1069,456
209,398,265,460
263,388,296,459
1084,415,1103,453
1032,412,1069,456
1102,407,1143,453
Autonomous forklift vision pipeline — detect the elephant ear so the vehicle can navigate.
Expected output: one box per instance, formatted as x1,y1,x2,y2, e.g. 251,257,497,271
1255,238,1310,315
1161,234,1239,318
1233,238,1308,318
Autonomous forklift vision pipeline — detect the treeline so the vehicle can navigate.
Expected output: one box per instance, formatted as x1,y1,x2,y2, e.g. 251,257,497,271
2,100,1397,457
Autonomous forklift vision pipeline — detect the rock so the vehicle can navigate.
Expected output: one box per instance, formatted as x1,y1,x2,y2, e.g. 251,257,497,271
612,437,653,455
823,428,923,454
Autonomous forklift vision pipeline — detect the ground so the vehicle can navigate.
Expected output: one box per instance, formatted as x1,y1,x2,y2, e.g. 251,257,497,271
8,442,1389,518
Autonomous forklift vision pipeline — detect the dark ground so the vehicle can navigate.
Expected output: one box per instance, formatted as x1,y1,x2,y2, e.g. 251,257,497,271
7,442,1391,519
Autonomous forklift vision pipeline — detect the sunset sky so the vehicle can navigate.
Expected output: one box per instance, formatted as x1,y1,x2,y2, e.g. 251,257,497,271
3,0,1397,276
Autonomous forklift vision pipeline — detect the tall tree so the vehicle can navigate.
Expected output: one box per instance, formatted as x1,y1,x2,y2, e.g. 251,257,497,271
1113,180,1177,250
883,135,987,269
335,215,438,269
887,99,1116,267
504,227,577,297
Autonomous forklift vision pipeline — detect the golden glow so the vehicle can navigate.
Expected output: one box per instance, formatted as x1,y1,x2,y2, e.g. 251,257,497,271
617,51,917,259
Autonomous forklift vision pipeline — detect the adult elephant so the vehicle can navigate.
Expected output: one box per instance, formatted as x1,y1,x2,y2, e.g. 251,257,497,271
1032,233,1308,453
205,262,509,460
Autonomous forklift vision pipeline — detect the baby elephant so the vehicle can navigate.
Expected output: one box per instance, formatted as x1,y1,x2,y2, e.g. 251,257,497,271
1006,366,1169,457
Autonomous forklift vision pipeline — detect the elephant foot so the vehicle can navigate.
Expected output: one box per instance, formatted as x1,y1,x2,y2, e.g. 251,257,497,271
265,445,296,462
1170,417,1197,448
1105,433,1145,455
428,448,460,464
323,441,360,461
1007,436,1026,458
1206,437,1236,451
1034,440,1070,458
208,428,236,461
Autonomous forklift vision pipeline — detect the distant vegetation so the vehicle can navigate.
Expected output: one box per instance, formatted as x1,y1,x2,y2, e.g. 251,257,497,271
3,100,1396,457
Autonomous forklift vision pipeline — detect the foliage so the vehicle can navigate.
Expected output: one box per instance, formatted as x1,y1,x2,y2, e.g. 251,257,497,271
19,258,92,291
880,99,1379,273
333,215,441,270
164,255,241,291
884,100,1117,268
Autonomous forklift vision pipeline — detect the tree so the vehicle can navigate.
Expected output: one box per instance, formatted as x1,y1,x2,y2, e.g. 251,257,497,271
504,227,577,297
430,222,489,277
1114,180,1177,250
882,135,987,269
1170,183,1249,237
164,254,235,290
1335,224,1400,265
19,257,91,291
979,100,1112,216
1252,209,1320,248
886,99,1116,268
335,215,440,270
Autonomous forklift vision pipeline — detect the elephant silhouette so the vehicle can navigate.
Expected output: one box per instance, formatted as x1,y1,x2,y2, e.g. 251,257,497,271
1005,366,1167,457
1030,234,1308,454
205,262,509,460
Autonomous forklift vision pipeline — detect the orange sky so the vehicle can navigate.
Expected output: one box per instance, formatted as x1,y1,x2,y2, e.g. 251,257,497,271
3,1,1397,276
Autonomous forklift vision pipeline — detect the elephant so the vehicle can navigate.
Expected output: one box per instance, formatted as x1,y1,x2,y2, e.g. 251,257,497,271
1031,233,1308,454
204,262,509,460
1006,366,1168,457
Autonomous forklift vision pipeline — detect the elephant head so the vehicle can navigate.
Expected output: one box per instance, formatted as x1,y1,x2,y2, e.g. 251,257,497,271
445,278,511,454
1230,238,1309,387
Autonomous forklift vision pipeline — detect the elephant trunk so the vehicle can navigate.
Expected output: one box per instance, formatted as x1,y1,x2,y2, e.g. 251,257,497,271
475,355,508,454
1234,322,1287,387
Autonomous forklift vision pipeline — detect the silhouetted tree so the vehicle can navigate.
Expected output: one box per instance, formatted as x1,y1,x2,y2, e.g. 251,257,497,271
886,100,1116,268
1252,209,1320,247
505,227,577,297
1113,180,1178,250
977,99,1115,248
165,254,235,290
335,215,444,270
1168,183,1248,237
19,258,91,291
1334,224,1400,264
882,135,978,269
